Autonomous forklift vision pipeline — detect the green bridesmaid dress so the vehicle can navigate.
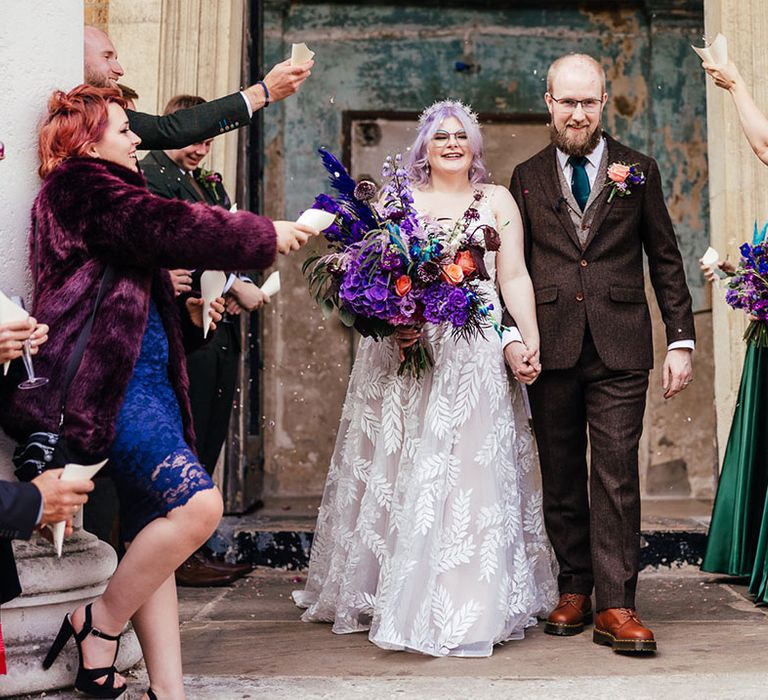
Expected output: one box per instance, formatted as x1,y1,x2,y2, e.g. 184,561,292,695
702,321,768,603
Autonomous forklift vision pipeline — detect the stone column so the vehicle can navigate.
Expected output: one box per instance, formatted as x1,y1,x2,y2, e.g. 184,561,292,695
108,0,245,197
0,2,140,694
703,0,768,461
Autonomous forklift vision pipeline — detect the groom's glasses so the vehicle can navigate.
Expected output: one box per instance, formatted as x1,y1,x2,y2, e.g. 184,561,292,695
550,96,604,113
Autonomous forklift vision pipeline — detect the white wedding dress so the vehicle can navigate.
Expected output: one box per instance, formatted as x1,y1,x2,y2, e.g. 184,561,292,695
293,192,557,657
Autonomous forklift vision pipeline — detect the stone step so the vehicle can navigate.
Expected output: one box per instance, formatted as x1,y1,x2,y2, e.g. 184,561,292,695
209,497,713,571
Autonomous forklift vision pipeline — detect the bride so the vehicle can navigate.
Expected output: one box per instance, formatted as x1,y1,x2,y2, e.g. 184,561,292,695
293,100,557,657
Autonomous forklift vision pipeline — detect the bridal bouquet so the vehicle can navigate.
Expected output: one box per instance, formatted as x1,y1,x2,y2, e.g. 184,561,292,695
725,222,768,346
303,149,502,377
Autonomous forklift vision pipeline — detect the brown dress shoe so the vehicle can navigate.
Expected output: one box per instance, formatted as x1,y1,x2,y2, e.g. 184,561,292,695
545,593,593,636
175,552,241,587
593,608,657,653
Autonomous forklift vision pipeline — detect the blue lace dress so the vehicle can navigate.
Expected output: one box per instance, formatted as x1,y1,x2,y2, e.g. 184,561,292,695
108,299,213,541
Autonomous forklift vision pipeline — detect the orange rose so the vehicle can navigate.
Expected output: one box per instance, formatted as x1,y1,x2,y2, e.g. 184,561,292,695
394,274,412,296
607,163,631,183
441,263,465,285
455,250,477,277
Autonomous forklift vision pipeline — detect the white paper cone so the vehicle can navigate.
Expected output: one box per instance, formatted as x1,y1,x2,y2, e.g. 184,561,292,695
692,33,728,65
200,271,228,339
291,42,315,66
296,209,337,232
54,459,108,557
700,246,720,266
260,271,281,298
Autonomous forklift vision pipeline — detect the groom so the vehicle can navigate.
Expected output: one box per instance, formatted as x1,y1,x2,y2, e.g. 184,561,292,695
505,53,695,653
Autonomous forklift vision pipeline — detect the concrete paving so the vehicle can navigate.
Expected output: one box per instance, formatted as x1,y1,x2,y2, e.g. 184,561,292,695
12,565,767,699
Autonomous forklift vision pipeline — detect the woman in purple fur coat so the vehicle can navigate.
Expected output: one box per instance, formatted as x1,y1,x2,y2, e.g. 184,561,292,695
0,85,316,700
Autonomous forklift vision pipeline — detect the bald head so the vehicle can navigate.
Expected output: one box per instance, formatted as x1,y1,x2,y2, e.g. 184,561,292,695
84,26,124,88
547,53,606,96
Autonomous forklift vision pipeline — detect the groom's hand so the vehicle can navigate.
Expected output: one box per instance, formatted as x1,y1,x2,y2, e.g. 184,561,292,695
504,341,540,385
662,348,693,399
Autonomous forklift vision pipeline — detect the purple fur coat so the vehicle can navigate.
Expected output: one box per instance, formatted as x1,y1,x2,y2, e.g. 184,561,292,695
0,157,276,463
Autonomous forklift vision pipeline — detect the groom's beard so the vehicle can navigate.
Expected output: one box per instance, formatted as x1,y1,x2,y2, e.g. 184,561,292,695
549,122,602,158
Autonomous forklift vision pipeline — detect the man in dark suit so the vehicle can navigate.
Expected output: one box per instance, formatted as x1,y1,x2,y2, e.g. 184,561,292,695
141,94,268,587
84,26,313,150
505,53,695,654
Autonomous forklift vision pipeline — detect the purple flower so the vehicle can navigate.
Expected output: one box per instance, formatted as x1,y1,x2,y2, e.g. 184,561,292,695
381,246,404,271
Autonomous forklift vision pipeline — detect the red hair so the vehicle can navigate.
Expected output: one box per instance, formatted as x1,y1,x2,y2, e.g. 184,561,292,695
38,84,127,178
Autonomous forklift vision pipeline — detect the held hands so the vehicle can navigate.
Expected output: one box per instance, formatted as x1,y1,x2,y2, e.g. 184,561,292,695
186,296,225,331
169,269,194,297
0,318,49,364
662,348,694,400
274,221,320,254
32,469,94,538
503,340,541,385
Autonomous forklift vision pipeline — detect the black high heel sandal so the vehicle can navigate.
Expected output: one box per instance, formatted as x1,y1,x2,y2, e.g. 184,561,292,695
43,602,127,698
147,689,158,700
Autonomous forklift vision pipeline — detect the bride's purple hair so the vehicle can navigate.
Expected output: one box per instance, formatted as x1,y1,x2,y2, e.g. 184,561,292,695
406,101,489,189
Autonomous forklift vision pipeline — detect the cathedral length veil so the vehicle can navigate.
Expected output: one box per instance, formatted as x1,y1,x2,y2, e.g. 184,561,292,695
293,190,558,657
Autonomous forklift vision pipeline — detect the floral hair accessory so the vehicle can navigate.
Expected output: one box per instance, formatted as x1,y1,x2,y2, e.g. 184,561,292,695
418,99,479,127
605,162,645,203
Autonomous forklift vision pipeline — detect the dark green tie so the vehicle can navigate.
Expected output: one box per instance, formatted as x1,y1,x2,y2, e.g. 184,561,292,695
568,155,591,211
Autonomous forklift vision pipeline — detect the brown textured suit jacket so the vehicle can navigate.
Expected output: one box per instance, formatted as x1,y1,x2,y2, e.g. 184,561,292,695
508,133,695,371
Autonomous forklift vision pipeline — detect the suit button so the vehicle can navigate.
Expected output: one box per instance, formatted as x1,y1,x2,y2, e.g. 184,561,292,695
580,259,588,267
575,292,584,301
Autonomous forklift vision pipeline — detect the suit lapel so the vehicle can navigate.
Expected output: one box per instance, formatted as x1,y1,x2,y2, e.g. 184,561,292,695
535,146,583,251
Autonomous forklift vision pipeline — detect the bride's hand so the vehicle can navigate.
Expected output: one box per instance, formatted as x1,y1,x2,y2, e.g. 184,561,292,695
394,326,422,362
703,61,742,92
504,341,540,385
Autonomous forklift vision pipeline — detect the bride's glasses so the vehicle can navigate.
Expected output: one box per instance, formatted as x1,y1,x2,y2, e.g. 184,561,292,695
431,130,469,146
9,296,49,390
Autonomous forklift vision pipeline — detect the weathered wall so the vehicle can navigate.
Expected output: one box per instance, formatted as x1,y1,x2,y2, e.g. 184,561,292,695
261,1,714,498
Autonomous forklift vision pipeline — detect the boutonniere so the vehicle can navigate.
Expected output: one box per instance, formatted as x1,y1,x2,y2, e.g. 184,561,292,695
605,162,645,202
197,168,222,202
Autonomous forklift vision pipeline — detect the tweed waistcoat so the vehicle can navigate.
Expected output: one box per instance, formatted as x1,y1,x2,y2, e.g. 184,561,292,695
556,145,610,247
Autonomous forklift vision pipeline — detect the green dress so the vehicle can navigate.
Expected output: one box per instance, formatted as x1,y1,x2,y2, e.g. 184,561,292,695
702,321,768,604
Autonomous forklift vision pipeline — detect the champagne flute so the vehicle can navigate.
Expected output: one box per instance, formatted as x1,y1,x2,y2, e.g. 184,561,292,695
9,295,49,390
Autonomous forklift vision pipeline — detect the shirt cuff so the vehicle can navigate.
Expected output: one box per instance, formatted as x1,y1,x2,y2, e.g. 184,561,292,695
502,326,523,349
35,498,44,526
240,91,253,119
668,340,695,351
222,273,238,295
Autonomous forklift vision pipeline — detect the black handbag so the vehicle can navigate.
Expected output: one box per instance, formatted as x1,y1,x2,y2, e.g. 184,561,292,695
12,221,114,481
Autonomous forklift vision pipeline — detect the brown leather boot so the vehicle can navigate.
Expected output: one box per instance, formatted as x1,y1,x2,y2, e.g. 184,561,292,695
593,608,657,653
544,593,593,636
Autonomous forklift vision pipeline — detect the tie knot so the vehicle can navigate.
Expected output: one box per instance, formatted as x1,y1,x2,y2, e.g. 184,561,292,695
568,155,588,168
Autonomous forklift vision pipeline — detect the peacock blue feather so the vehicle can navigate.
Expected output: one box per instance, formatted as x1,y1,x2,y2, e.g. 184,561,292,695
318,148,378,230
753,220,768,246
